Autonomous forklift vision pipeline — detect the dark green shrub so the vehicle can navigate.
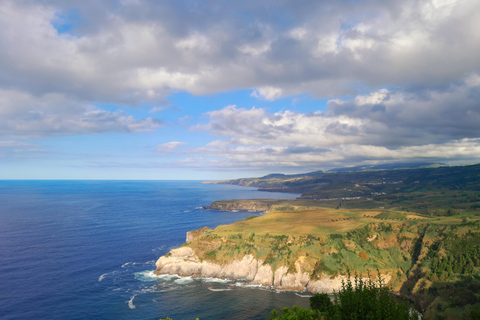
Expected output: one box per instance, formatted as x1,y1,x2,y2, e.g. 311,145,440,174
269,273,419,320
309,293,334,314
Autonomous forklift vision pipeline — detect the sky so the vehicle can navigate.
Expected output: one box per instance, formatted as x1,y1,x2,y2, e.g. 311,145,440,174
1,0,480,180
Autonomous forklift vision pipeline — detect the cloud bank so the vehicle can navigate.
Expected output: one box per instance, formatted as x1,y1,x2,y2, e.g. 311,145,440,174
196,75,480,170
1,0,479,173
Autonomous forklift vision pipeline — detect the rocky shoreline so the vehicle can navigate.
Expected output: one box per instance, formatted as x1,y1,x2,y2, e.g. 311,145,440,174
202,200,273,212
154,244,391,294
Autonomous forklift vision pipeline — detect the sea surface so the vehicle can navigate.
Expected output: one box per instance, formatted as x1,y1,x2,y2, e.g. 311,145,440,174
0,181,312,320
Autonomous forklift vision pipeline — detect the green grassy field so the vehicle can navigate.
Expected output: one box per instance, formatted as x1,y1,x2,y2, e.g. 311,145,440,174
183,203,480,318
196,164,480,318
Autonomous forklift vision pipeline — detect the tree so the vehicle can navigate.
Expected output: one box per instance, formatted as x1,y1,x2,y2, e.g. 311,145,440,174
269,274,419,320
309,293,334,315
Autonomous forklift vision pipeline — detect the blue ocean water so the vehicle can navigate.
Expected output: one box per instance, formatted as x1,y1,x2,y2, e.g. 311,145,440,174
0,181,311,320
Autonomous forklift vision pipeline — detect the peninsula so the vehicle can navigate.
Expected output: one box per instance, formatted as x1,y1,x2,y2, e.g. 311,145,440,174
155,163,480,318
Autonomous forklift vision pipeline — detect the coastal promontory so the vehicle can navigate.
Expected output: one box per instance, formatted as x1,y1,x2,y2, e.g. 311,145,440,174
155,202,441,293
156,164,480,317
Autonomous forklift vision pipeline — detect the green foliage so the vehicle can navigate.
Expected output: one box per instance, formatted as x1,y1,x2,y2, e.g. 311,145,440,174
329,234,343,240
205,250,217,258
264,234,292,267
268,305,324,320
329,274,417,320
471,303,480,319
429,231,480,279
269,274,419,320
309,293,334,315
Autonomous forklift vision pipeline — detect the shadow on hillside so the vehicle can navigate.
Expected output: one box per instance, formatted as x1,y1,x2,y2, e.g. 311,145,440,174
399,275,480,319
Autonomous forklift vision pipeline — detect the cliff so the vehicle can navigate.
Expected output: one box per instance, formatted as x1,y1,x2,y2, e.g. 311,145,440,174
186,226,212,242
202,199,327,212
154,202,480,317
203,200,277,212
155,246,390,293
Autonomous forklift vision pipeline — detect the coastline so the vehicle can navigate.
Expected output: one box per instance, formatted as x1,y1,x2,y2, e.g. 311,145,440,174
154,244,392,294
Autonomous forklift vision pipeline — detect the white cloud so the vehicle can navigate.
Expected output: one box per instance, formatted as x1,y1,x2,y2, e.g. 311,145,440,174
1,0,478,104
251,86,284,101
238,42,271,56
354,89,390,106
157,141,186,150
1,0,480,173
0,141,35,148
0,89,161,138
175,32,212,52
0,0,478,108
193,74,480,170
288,27,307,40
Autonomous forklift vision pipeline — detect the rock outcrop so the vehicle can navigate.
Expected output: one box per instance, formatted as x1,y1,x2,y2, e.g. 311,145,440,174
186,226,213,242
154,246,391,293
203,200,272,212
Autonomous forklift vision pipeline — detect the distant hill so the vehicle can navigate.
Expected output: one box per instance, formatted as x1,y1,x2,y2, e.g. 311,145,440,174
205,163,480,214
328,162,445,172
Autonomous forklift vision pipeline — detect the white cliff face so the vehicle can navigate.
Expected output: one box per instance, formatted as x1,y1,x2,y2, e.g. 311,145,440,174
252,263,274,286
154,247,391,293
156,248,259,280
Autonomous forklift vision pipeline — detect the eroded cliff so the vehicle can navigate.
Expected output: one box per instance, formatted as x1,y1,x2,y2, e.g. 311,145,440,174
203,200,275,212
154,245,391,292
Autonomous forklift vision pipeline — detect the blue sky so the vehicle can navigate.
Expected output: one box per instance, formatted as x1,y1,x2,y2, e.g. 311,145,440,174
1,0,480,180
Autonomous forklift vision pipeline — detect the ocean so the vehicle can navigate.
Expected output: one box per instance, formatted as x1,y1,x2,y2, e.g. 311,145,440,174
0,181,312,320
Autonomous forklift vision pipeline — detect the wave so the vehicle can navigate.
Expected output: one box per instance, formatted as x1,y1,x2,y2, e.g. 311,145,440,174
235,282,263,288
173,277,193,284
174,277,194,284
128,295,136,309
295,293,313,298
202,277,232,283
208,288,232,292
98,271,118,282
98,273,109,282
134,270,179,282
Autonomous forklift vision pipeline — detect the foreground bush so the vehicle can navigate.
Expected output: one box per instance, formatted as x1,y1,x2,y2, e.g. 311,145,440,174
269,274,419,320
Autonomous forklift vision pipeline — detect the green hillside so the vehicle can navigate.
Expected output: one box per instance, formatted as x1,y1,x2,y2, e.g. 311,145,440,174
196,163,480,318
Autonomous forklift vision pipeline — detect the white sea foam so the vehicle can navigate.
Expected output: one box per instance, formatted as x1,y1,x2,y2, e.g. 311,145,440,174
98,271,118,282
122,262,132,268
140,287,158,293
98,273,109,282
202,277,232,283
174,277,194,284
128,295,136,309
295,293,313,298
154,274,181,281
235,282,263,288
134,270,174,282
208,288,232,292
